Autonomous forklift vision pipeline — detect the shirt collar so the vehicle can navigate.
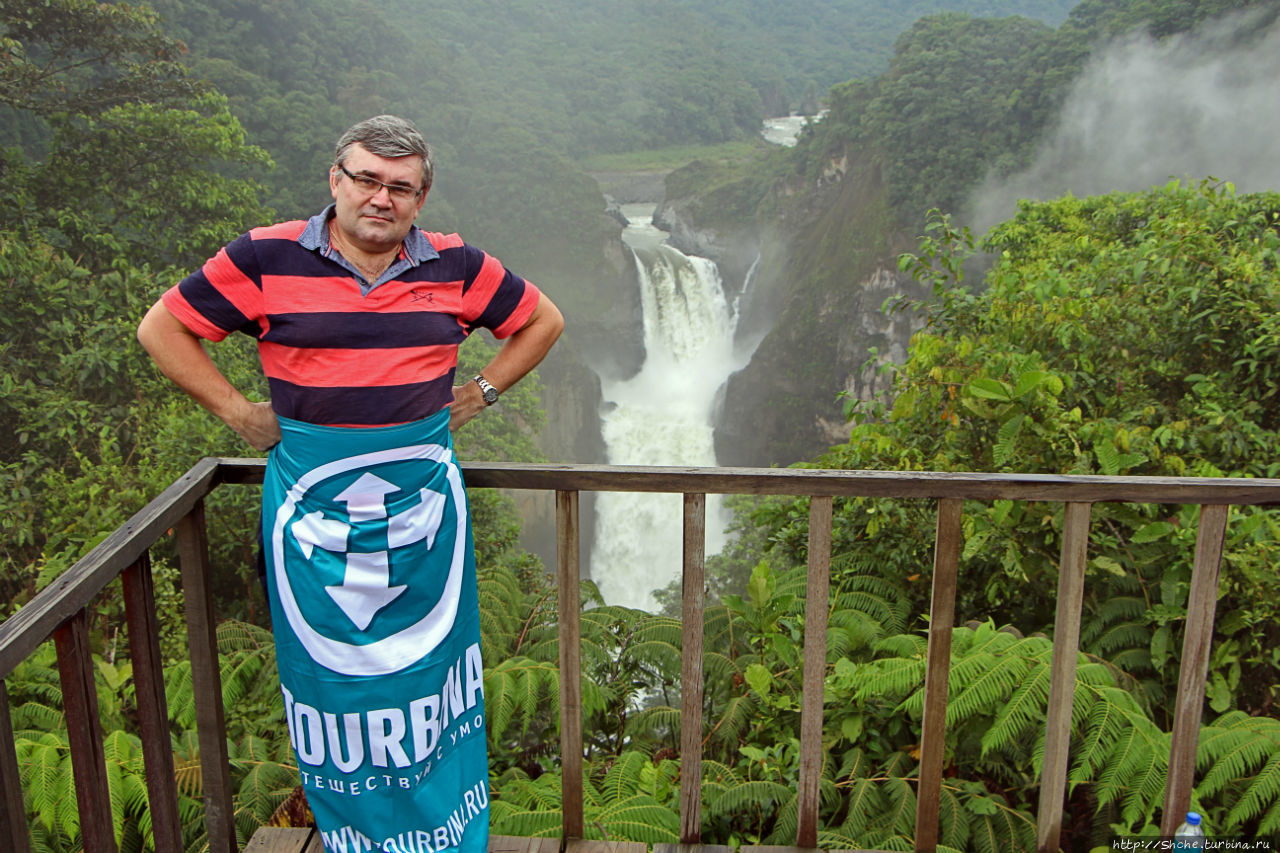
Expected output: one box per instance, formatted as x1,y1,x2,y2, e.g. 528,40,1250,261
298,204,439,264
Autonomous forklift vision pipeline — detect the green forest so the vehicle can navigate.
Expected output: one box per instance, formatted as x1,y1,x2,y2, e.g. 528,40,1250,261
3,0,1280,851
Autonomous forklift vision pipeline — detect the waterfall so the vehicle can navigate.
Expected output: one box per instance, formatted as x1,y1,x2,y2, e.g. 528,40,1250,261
590,204,751,611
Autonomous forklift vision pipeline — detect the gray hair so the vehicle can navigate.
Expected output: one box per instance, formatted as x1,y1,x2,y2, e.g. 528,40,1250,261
334,115,434,192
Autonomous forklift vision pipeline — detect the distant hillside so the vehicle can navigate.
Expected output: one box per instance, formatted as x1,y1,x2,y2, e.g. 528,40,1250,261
702,0,1280,466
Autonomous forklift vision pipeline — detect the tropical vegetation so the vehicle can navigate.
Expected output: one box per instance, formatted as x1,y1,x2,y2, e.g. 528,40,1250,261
3,0,1279,851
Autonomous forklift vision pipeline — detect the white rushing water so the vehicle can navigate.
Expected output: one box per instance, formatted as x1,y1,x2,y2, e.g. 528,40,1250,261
590,204,753,610
760,111,827,147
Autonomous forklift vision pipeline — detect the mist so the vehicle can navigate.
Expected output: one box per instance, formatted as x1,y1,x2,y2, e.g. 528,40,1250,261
966,8,1280,235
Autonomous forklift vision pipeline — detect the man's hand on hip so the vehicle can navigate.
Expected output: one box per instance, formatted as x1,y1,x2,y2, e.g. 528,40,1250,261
449,380,487,432
230,399,282,451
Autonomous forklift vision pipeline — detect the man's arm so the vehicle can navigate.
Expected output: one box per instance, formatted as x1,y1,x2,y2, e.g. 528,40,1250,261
450,293,565,431
137,300,282,451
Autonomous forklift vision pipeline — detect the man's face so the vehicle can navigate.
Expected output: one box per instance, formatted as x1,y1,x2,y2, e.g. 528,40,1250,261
328,144,428,254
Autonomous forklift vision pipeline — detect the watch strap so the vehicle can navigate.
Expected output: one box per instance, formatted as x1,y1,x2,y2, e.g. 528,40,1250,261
473,374,499,405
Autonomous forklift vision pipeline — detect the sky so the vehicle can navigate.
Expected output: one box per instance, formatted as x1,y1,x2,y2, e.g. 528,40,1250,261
966,6,1280,234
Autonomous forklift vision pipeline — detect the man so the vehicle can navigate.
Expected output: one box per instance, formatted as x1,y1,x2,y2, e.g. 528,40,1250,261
138,115,562,852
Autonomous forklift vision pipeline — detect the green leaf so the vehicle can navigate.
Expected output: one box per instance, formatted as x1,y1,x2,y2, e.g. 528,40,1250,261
1012,370,1055,399
745,663,773,698
1131,522,1176,544
967,378,1014,402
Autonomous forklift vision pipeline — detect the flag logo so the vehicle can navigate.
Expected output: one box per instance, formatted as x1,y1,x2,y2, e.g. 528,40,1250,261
269,443,466,677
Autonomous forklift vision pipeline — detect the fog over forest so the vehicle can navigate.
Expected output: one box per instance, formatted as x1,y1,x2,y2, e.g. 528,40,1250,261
967,6,1280,232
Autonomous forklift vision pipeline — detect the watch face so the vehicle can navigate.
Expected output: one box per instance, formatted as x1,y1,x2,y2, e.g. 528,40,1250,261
482,387,499,404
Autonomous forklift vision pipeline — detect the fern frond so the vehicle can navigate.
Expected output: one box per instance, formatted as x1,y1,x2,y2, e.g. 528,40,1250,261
853,656,927,704
632,614,683,644
880,748,917,780
484,656,559,740
946,653,1031,728
1070,685,1144,786
1080,595,1146,647
220,651,267,711
840,776,887,836
1227,749,1280,828
489,800,562,838
18,735,70,836
10,701,65,736
832,570,910,636
588,795,679,843
1259,796,1280,835
763,788,799,845
1198,711,1280,795
216,619,274,652
165,660,196,730
705,693,756,749
624,704,680,743
102,729,140,847
836,746,873,781
881,775,917,837
1198,711,1280,830
937,783,966,852
599,751,650,801
500,770,563,812
981,656,1050,757
828,606,889,658
1095,721,1168,826
700,759,745,787
875,632,928,658
704,779,792,817
233,757,298,826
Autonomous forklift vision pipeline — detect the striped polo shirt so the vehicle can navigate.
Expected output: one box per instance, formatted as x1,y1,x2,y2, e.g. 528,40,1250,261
162,209,541,427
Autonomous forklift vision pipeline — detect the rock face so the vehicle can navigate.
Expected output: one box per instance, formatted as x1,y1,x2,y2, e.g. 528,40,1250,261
679,150,930,468
564,237,646,385
652,197,760,304
715,260,926,467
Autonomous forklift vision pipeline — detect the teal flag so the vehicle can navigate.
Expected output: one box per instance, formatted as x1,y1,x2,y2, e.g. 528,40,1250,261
262,409,489,853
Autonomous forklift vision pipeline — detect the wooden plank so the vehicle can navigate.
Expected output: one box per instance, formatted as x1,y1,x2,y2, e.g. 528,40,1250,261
914,498,963,853
1036,502,1092,853
244,827,316,852
655,843,734,853
177,503,237,853
1161,504,1229,835
0,457,220,679
743,846,891,853
489,836,562,853
54,610,115,853
797,496,833,848
224,457,1280,506
680,493,707,844
565,838,648,853
557,490,584,839
0,680,31,853
122,553,183,853
448,461,1280,506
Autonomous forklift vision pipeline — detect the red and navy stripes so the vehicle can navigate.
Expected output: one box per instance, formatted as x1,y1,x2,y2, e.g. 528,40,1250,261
163,220,540,426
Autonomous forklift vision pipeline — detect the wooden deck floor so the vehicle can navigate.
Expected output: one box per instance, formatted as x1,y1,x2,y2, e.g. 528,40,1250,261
246,828,884,853
245,829,649,853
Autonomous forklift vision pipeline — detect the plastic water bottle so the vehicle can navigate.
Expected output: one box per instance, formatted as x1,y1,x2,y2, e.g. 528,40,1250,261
1173,811,1206,850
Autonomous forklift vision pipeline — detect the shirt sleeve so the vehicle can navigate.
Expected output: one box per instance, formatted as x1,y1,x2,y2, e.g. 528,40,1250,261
458,246,542,339
161,232,265,341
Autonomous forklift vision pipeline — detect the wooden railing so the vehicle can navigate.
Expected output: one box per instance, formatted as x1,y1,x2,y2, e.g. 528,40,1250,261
2,458,1277,853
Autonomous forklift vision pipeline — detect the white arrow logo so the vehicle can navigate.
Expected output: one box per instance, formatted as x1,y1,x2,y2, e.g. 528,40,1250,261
290,471,447,632
271,442,467,677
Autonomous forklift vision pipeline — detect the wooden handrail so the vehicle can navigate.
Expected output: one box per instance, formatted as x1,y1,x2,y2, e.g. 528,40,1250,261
0,458,1272,853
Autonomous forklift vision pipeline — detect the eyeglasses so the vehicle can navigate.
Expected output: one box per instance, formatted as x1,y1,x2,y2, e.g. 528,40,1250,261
337,164,423,202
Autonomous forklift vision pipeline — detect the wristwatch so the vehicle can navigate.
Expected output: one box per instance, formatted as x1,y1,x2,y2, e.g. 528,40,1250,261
473,374,499,405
